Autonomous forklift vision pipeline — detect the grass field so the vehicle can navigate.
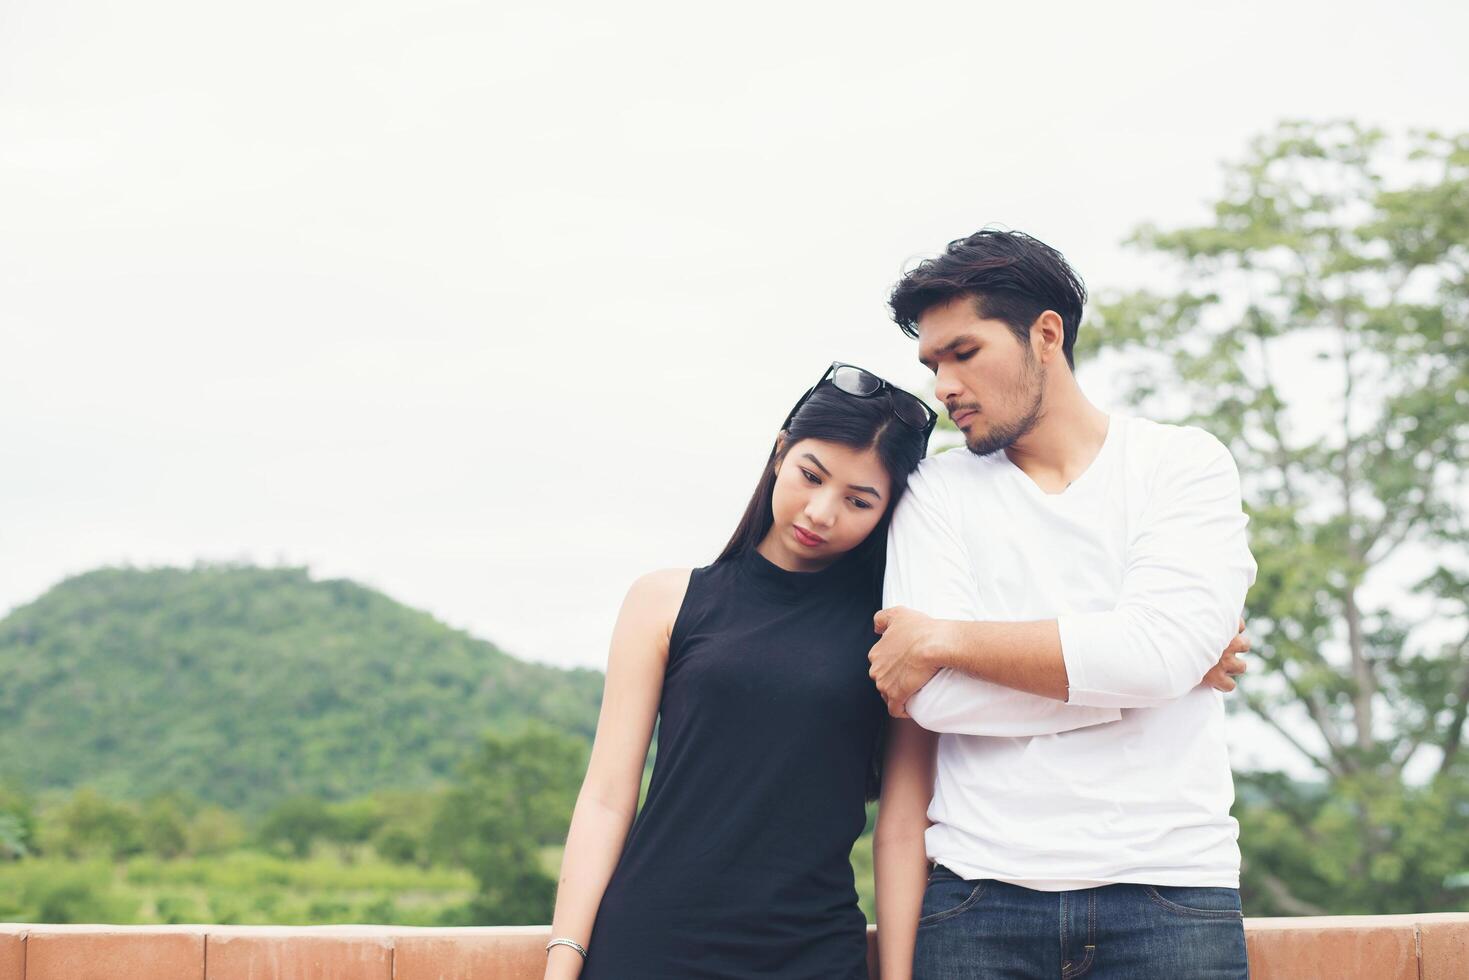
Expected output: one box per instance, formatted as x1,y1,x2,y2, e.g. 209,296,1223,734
0,836,877,926
0,850,476,925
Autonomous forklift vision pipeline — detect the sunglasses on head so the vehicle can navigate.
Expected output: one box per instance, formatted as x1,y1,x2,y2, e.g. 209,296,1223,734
783,361,939,446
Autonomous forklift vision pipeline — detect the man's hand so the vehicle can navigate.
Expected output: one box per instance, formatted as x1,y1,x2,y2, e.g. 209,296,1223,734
868,606,944,718
1203,617,1250,693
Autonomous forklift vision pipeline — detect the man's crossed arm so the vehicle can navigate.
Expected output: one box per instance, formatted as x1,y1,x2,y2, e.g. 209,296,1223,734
868,611,1251,720
875,427,1258,729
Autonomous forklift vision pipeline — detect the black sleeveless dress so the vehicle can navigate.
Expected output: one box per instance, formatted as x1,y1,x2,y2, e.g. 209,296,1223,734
580,547,886,979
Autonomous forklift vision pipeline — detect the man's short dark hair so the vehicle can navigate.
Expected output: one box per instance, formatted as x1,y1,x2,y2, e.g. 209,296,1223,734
889,229,1088,369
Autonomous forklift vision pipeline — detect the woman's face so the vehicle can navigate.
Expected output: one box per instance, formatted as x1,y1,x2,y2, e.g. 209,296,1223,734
762,437,892,572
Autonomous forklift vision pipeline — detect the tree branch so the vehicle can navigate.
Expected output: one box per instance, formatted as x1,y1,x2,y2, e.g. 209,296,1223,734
1249,323,1304,511
1364,513,1417,566
1336,302,1376,754
1244,691,1341,778
1272,665,1356,775
1436,634,1469,780
1249,862,1330,916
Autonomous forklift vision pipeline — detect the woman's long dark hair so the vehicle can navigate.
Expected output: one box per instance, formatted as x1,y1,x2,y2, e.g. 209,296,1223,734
715,380,930,799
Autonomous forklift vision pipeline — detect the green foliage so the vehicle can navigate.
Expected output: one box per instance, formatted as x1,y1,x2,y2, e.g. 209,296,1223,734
30,787,252,865
326,797,386,844
0,782,37,860
365,789,441,867
1087,119,1469,913
0,851,475,925
139,793,193,859
187,805,248,856
0,558,609,925
429,725,586,925
1237,772,1469,914
49,788,144,860
0,860,137,923
258,797,339,859
850,830,874,922
0,564,603,816
255,792,428,860
0,814,29,861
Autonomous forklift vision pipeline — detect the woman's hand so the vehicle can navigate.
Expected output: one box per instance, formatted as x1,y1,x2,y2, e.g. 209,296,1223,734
1203,618,1250,692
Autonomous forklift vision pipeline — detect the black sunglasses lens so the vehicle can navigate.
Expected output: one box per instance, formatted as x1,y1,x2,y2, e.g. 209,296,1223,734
830,364,881,397
891,391,933,431
875,387,922,426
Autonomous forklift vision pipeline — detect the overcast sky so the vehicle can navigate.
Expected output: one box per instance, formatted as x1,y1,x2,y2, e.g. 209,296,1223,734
4,0,1467,770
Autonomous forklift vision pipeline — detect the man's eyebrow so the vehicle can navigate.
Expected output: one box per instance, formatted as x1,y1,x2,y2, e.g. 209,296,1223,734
800,452,831,477
919,334,980,369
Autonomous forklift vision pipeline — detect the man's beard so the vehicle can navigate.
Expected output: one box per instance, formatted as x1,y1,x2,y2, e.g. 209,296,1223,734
963,356,1045,458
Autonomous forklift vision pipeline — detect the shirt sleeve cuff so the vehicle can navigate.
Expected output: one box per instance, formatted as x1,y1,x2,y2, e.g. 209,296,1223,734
1058,609,1130,708
908,667,1122,736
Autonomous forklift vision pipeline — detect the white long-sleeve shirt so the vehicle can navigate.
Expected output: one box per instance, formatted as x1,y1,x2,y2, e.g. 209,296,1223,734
883,414,1257,889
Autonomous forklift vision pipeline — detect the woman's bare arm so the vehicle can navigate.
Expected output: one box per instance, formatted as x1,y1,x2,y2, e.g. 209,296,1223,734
543,568,690,980
874,718,938,980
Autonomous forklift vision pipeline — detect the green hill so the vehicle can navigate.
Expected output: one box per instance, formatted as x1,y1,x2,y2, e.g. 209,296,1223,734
0,565,603,815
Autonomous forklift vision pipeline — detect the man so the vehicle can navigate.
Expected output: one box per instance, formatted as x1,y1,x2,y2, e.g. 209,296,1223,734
869,229,1257,978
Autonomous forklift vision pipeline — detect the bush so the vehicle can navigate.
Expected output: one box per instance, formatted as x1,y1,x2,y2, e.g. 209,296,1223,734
429,725,586,924
51,789,143,860
21,863,135,923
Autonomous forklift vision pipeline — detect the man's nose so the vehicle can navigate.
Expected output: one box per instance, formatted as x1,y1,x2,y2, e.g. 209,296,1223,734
935,365,964,404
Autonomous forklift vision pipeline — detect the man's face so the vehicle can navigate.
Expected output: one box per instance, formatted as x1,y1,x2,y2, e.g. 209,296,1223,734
916,295,1045,457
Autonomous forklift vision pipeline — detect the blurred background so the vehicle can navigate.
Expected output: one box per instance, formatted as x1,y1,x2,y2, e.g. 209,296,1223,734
1,0,1465,925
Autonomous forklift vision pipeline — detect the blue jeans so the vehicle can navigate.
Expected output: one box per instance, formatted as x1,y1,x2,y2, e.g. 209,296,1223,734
913,865,1249,979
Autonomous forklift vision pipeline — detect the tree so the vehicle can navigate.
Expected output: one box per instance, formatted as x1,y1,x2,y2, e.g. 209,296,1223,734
0,813,29,860
257,796,336,859
0,781,37,860
367,788,441,867
324,797,385,846
140,793,194,859
50,787,144,860
429,725,586,925
1081,119,1469,913
187,804,247,856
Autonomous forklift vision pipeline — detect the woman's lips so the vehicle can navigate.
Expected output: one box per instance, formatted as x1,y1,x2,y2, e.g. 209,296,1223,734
793,525,825,547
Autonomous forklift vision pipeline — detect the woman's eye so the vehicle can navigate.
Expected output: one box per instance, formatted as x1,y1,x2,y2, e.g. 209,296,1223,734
849,497,873,510
800,469,821,484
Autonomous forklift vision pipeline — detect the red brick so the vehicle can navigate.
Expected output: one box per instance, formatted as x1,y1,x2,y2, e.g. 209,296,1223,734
1417,913,1469,980
393,927,551,980
24,926,203,980
6,913,1469,979
1244,915,1420,980
0,925,25,980
205,926,392,980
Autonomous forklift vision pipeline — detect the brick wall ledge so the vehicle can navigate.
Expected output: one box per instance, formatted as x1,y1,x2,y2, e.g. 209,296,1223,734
3,915,1467,979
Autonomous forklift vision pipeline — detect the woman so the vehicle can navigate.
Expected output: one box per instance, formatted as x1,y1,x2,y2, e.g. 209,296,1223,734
544,362,935,979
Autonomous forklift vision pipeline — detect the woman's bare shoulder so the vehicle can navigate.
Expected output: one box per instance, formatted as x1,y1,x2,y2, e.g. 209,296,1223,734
621,568,694,629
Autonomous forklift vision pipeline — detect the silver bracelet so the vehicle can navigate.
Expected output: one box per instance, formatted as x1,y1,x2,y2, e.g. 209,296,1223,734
545,937,588,960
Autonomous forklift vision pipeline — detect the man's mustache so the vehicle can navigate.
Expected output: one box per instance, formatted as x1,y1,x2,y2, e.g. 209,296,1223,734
947,402,981,419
